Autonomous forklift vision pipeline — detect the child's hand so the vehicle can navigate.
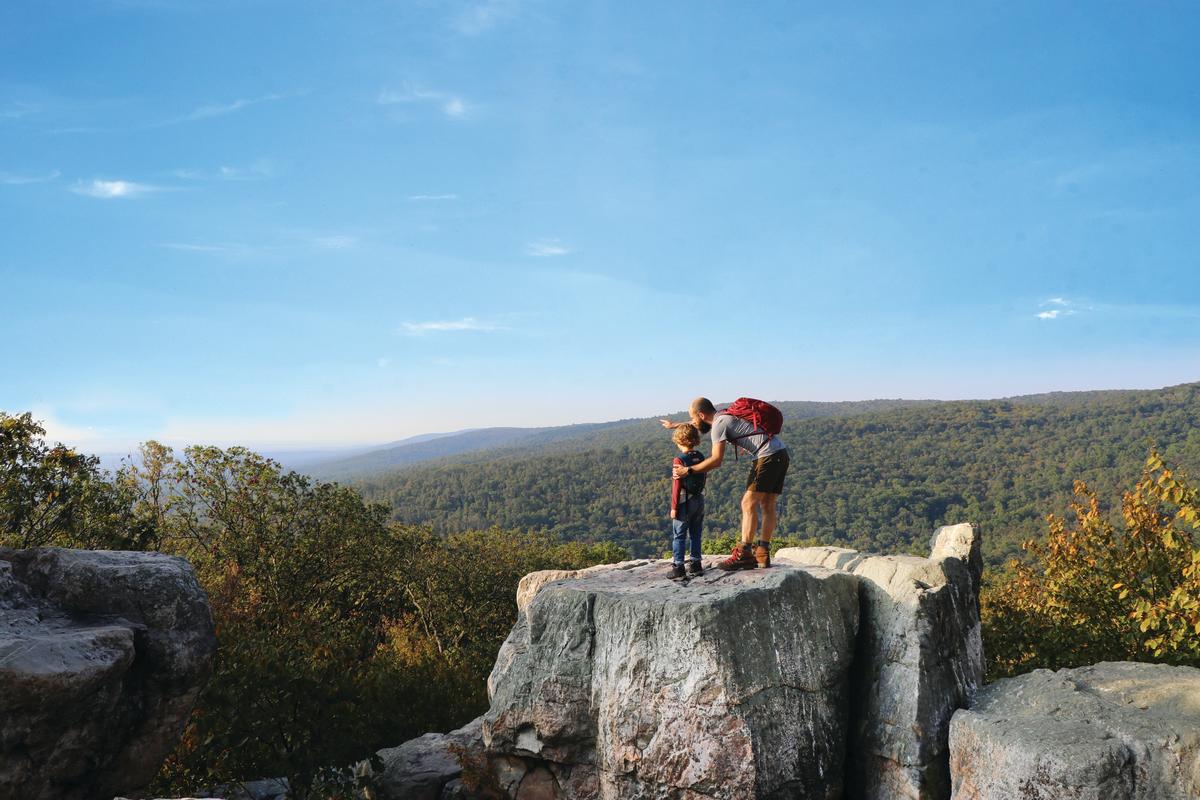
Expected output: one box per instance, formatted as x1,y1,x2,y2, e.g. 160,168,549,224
669,509,676,519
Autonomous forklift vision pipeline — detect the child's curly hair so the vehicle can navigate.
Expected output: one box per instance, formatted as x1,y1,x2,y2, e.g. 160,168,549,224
672,423,701,449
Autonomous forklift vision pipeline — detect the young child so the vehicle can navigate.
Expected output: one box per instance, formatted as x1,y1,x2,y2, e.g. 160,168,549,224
669,423,707,579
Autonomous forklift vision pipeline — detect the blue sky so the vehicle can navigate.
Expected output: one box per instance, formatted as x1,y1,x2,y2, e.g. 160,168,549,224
3,1,1198,451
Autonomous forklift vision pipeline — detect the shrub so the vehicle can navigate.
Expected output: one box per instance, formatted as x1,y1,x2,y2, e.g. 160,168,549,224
983,453,1200,679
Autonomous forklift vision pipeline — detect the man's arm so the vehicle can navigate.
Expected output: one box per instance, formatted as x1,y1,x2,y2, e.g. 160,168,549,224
672,440,725,478
659,418,681,429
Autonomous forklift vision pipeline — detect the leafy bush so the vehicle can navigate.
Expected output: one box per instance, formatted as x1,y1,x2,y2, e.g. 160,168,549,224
982,453,1200,679
141,448,629,796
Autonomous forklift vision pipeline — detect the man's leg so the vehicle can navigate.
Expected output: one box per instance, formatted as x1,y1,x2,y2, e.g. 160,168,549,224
760,493,779,540
743,491,774,568
739,490,761,544
719,493,759,571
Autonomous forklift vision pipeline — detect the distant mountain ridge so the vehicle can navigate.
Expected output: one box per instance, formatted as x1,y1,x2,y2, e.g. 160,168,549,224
344,383,1200,564
306,399,939,480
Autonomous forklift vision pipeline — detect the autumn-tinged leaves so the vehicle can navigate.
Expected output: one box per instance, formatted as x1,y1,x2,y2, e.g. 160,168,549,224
983,453,1200,679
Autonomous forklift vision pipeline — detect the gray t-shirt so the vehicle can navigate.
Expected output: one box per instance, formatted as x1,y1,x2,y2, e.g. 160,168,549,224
711,413,786,460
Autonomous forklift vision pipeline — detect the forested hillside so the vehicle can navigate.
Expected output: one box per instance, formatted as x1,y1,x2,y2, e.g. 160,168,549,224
307,399,938,480
354,384,1200,563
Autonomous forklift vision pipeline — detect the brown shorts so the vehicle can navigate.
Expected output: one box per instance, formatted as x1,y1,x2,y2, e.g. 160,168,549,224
746,449,789,494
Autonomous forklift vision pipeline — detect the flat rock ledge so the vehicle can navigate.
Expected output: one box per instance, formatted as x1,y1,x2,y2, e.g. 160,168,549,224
369,559,860,800
775,523,984,800
949,661,1200,800
0,547,217,800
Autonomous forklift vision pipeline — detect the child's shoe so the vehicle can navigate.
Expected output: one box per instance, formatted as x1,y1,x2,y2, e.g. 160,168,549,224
670,563,687,580
717,543,757,571
754,541,771,568
686,559,704,577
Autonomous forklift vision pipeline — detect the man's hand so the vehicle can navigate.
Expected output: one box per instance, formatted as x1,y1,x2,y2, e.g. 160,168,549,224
672,464,689,479
659,418,677,429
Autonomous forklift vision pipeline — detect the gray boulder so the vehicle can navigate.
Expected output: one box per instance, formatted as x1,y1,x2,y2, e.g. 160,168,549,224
775,523,983,800
484,558,860,800
0,547,216,800
365,718,487,800
949,661,1200,799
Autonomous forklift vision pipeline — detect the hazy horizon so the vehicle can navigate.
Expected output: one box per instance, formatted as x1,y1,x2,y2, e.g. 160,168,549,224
27,378,1198,455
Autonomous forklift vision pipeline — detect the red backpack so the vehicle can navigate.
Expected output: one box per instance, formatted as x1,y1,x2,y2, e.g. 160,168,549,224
719,398,783,457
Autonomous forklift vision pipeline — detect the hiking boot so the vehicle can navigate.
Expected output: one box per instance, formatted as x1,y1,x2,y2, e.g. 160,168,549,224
686,559,704,577
670,563,687,580
754,541,771,569
717,543,757,571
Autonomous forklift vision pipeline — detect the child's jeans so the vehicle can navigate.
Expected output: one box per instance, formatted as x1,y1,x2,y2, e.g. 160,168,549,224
672,495,704,564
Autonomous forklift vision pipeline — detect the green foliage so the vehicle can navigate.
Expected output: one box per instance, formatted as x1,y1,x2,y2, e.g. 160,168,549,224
7,395,1200,790
0,412,150,549
982,453,1200,680
0,421,627,797
355,383,1200,565
138,447,628,796
141,445,408,797
388,528,630,708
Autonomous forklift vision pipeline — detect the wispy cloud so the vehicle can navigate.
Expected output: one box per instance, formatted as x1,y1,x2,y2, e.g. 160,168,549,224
55,92,302,134
377,85,471,119
156,241,282,259
173,160,274,181
159,232,355,257
71,179,162,199
400,317,506,335
1035,297,1078,320
1,169,60,185
173,92,298,124
526,238,570,257
407,193,459,201
452,0,520,35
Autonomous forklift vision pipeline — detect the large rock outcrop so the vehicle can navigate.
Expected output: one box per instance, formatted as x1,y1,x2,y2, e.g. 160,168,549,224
0,547,217,800
774,523,982,800
485,559,860,800
368,525,986,800
949,661,1200,799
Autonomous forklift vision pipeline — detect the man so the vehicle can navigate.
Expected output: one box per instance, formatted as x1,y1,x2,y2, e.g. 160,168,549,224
660,397,789,570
